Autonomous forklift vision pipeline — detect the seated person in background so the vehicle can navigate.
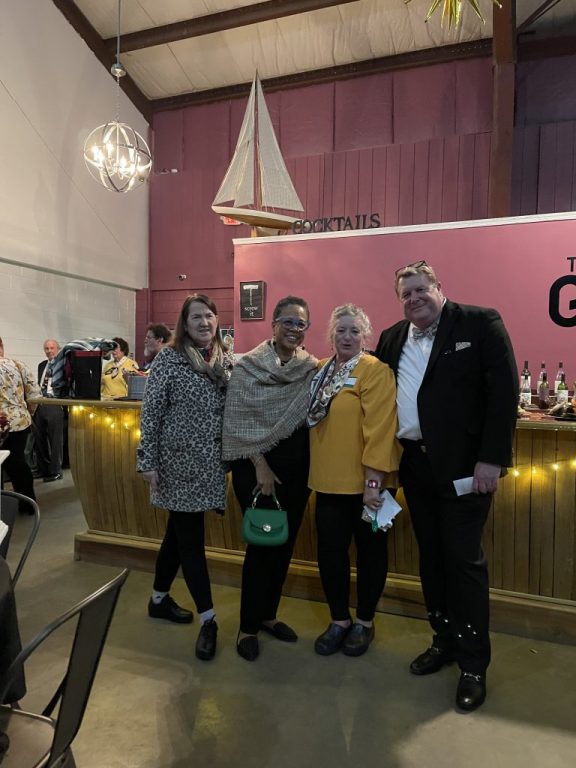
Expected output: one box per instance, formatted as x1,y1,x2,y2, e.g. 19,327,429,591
143,323,172,371
101,337,139,398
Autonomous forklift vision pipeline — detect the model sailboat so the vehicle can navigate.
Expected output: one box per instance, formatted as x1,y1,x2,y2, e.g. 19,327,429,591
212,74,304,232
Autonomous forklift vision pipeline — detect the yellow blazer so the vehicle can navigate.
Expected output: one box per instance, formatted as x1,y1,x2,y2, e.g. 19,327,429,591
308,354,402,494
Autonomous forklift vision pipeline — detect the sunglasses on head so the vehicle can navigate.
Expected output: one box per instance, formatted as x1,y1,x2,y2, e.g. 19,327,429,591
395,260,427,276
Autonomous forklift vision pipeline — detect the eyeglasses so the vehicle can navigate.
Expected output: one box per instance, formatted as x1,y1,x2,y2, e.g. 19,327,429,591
395,259,427,276
274,318,310,332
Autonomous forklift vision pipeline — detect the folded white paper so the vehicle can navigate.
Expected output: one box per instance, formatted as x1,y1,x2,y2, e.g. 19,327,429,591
0,519,9,546
363,490,403,532
453,476,475,496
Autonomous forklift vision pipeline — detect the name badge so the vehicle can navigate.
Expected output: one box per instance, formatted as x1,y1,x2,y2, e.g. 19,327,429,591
344,377,357,387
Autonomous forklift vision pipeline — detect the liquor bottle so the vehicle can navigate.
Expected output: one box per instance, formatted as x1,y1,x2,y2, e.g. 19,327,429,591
538,372,550,409
520,375,532,407
537,361,547,386
521,360,531,389
557,373,569,404
554,361,565,394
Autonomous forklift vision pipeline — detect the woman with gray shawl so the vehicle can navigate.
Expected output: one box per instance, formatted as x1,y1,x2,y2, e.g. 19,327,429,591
223,296,317,661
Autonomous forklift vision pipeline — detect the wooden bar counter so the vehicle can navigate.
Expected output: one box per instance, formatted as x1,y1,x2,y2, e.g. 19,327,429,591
40,399,576,644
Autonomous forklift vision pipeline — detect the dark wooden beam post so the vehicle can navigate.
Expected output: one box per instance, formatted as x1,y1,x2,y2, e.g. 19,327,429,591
488,0,517,218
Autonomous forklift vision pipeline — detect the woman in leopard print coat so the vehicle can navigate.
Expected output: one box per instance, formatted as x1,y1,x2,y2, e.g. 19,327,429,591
137,294,234,662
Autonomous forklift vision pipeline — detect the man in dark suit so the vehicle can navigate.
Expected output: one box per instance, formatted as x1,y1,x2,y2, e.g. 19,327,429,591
375,261,518,712
34,339,64,482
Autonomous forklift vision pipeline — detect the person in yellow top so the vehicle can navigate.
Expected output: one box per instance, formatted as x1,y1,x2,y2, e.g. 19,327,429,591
101,337,139,398
307,304,402,658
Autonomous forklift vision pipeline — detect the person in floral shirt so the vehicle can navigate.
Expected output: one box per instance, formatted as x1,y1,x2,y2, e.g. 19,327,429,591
0,337,41,511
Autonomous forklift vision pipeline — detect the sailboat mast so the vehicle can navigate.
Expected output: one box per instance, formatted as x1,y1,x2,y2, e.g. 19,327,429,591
253,73,262,212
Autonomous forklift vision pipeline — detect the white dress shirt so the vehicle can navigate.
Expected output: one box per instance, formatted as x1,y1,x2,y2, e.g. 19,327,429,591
396,301,446,440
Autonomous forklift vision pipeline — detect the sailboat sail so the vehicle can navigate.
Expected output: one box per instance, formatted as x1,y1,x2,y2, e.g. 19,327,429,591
212,82,256,208
256,81,303,212
212,75,303,217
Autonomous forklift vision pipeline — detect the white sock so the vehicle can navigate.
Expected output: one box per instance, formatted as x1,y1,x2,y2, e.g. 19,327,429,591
152,590,168,604
200,609,216,625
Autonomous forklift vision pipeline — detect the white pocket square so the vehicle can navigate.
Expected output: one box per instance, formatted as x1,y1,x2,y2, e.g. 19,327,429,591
455,342,471,351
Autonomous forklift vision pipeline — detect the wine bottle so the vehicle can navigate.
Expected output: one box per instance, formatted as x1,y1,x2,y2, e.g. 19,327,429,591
520,375,532,407
557,373,569,404
538,372,550,409
554,361,565,394
521,360,531,389
537,361,546,385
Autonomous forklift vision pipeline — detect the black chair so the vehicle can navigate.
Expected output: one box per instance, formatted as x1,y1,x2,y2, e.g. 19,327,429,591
0,491,41,587
0,569,129,768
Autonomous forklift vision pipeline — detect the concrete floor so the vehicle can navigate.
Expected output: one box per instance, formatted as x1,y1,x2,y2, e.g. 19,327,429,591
5,471,576,768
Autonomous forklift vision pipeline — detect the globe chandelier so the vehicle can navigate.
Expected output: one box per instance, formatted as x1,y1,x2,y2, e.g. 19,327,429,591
83,0,152,193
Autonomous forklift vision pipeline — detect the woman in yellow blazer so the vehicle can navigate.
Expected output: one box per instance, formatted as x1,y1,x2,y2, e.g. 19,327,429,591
307,304,402,657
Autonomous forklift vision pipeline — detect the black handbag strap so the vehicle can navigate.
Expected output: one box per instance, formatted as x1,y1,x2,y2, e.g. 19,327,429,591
251,492,282,510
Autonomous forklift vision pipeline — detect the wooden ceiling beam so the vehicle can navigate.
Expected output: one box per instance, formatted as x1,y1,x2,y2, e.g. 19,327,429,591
51,0,152,122
107,0,361,53
488,0,517,219
517,0,564,34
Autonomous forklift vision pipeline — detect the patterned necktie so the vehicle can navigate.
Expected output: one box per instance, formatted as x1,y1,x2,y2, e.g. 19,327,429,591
412,319,439,341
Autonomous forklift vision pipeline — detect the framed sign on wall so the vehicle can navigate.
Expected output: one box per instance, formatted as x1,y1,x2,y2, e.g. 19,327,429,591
240,281,265,320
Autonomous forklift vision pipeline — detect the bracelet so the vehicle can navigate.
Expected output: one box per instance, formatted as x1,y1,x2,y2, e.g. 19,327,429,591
365,479,381,490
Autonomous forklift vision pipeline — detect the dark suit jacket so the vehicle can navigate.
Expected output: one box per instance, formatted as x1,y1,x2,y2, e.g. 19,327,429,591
38,359,47,385
375,300,518,483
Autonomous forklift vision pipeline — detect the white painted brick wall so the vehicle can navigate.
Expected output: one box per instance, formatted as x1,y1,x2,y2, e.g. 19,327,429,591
0,261,135,372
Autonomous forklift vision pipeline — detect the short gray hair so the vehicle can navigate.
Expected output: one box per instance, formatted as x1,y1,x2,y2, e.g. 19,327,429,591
327,304,372,346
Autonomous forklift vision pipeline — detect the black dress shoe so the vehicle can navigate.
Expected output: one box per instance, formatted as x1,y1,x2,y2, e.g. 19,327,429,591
195,619,218,661
43,472,63,482
237,633,259,661
260,621,298,642
410,645,454,675
148,595,194,624
314,623,350,656
456,671,486,712
342,623,375,657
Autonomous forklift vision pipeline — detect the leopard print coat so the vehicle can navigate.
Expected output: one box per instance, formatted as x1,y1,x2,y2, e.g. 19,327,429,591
137,346,234,512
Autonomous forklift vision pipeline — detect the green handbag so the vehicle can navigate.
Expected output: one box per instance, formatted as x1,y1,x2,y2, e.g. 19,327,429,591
242,493,288,547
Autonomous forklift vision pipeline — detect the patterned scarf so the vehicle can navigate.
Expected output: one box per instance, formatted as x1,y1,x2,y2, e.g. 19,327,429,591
307,352,363,427
222,340,317,460
182,340,232,391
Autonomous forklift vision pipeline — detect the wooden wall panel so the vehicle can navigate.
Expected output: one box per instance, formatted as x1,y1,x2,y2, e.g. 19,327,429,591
384,144,401,227
471,133,491,220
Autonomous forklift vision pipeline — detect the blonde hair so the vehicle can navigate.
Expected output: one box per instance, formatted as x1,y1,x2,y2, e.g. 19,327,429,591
327,304,372,346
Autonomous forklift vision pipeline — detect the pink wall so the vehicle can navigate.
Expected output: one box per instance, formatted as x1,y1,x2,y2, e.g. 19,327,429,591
233,216,576,385
143,52,576,358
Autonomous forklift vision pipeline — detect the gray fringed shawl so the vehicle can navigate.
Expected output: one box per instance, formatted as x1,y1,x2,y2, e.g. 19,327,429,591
222,340,317,460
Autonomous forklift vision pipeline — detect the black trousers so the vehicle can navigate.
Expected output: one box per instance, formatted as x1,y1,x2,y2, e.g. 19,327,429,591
231,431,310,634
316,492,389,622
400,444,492,675
1,428,36,506
33,405,64,476
153,511,213,614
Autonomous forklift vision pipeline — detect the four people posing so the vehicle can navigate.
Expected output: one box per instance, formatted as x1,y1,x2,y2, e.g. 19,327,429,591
137,272,517,713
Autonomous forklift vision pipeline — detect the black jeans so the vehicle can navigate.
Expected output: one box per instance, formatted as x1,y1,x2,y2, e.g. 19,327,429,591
400,444,492,675
153,511,213,614
315,492,389,622
231,429,310,634
1,428,36,507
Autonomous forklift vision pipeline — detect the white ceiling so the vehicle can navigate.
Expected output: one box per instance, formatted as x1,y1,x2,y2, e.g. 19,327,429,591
69,0,576,101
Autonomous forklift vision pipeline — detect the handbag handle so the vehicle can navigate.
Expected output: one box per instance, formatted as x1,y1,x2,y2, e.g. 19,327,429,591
251,492,282,510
